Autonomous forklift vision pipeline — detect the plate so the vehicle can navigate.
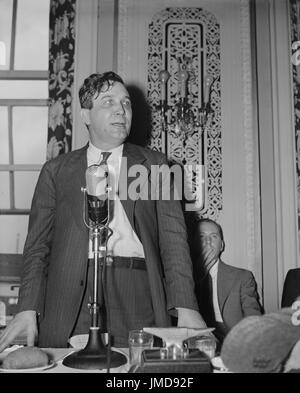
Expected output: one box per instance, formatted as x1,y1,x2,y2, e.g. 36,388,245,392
0,360,56,373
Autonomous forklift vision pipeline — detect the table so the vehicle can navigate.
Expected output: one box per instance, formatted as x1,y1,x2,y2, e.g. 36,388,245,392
0,347,230,373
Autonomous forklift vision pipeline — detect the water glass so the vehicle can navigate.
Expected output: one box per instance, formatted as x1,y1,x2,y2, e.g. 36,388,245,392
193,335,216,359
128,330,154,365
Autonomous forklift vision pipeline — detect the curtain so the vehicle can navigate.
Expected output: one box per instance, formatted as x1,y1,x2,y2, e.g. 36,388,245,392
290,0,300,250
47,0,76,160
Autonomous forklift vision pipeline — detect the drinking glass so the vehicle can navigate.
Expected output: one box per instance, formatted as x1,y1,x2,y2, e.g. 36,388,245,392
192,335,216,359
128,330,154,366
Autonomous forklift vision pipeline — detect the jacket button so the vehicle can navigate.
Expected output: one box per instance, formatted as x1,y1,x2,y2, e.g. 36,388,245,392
80,280,84,286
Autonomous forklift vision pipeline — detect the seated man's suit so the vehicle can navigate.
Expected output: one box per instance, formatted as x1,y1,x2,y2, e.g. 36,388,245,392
196,260,263,342
281,268,300,307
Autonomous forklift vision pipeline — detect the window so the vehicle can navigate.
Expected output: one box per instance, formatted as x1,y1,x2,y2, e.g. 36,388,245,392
0,0,50,254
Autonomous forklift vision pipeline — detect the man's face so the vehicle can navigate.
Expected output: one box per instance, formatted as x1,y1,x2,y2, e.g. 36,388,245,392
82,81,132,149
195,221,223,270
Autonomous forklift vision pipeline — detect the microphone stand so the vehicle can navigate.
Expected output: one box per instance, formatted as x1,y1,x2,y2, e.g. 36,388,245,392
63,187,127,370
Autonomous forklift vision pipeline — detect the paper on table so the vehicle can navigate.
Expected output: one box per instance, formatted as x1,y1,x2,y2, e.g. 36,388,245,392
68,333,109,349
68,335,89,349
143,327,214,348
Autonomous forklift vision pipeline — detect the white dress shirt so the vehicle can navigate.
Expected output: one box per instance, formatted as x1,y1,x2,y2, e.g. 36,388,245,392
209,260,224,323
87,142,145,258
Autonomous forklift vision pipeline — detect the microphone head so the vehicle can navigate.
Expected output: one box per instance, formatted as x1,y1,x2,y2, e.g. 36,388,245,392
86,164,108,197
85,164,114,226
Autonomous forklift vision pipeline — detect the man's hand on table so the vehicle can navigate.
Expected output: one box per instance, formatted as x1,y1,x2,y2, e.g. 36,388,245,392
176,307,218,342
177,307,208,328
0,311,38,353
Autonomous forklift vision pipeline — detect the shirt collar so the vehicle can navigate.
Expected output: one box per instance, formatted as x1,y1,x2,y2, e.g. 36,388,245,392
88,141,123,164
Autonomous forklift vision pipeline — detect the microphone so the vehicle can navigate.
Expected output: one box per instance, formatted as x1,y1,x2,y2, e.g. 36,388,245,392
64,161,126,370
85,164,109,225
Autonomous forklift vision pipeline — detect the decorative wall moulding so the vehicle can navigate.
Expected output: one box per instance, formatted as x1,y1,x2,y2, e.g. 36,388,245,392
147,7,222,218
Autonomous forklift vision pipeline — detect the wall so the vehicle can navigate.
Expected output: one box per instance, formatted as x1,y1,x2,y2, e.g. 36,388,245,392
256,0,298,311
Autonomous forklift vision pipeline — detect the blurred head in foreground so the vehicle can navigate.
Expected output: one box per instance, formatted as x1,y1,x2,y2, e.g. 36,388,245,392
221,308,300,373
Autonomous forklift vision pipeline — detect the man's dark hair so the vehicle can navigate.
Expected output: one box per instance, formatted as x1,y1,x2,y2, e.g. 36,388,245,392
79,71,125,109
193,217,224,242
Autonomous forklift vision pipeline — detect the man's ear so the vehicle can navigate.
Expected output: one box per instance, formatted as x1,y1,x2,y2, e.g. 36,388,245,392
80,108,91,126
221,240,225,252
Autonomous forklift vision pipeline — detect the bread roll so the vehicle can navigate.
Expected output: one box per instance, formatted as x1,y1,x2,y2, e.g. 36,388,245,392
2,347,49,369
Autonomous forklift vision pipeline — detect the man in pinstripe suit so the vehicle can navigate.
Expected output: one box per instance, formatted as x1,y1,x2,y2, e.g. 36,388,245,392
0,72,206,351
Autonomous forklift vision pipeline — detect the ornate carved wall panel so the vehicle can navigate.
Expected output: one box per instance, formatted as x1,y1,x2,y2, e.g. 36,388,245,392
147,7,222,219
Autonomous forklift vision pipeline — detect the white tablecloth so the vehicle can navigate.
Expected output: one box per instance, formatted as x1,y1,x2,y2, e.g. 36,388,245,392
0,342,230,373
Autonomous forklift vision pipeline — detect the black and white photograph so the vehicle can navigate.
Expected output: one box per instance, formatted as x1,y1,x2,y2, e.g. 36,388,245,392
0,0,299,377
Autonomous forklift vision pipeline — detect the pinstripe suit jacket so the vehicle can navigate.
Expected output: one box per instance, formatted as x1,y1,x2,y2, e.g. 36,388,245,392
17,142,198,347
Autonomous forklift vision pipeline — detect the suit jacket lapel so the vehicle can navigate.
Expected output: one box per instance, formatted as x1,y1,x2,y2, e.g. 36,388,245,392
65,145,88,232
119,143,148,231
217,261,237,313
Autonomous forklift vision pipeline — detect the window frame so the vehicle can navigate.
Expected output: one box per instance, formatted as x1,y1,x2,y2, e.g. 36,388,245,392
0,0,49,215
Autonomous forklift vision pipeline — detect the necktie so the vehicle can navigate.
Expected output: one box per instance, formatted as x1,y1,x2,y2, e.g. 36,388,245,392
99,151,112,196
99,151,111,166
